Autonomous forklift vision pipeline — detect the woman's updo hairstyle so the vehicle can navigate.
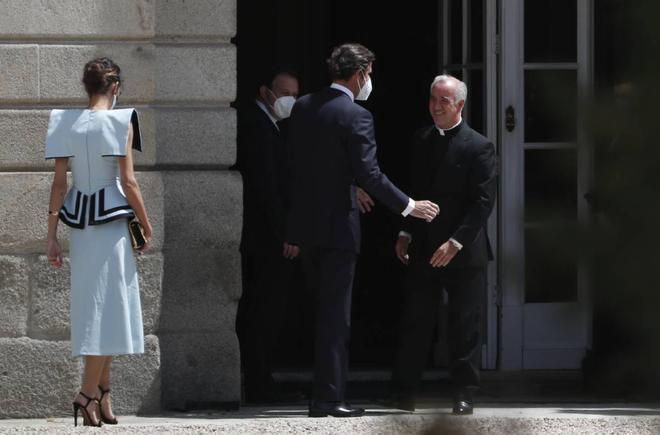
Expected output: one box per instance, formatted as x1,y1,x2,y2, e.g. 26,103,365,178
82,57,121,96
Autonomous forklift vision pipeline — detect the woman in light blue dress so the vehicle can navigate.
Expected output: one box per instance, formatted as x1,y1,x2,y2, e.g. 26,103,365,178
46,57,153,427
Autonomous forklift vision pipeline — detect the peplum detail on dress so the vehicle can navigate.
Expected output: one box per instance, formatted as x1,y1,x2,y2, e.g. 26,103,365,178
59,181,135,229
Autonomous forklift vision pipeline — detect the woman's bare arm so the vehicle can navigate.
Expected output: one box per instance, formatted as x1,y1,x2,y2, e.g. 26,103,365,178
118,123,153,242
47,158,68,267
47,158,68,240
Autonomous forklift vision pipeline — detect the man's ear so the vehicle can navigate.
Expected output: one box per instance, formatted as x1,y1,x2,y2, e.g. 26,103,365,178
457,99,466,112
351,69,362,86
346,70,361,94
259,85,272,103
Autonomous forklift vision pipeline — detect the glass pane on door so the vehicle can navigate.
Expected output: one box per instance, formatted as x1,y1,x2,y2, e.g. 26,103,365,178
524,148,577,222
449,0,463,64
524,0,577,63
525,224,578,303
444,68,462,80
468,0,484,63
468,69,484,133
525,70,577,142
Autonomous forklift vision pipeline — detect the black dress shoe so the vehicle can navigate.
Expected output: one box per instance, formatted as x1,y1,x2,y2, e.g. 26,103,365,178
452,399,473,415
452,389,474,415
308,401,365,417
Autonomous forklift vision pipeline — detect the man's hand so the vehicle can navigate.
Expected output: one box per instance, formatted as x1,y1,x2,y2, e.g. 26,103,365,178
356,187,375,214
395,236,410,265
430,240,459,267
410,200,440,222
283,242,300,259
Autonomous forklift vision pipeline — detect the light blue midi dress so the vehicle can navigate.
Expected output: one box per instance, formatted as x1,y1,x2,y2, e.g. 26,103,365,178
45,108,144,357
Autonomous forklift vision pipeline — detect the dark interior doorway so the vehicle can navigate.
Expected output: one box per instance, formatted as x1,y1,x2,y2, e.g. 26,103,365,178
235,0,441,370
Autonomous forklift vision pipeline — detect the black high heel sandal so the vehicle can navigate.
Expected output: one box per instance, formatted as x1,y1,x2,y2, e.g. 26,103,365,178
98,385,118,425
72,391,102,427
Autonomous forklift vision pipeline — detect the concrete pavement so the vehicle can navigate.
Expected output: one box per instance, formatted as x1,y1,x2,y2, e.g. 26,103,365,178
1,403,659,434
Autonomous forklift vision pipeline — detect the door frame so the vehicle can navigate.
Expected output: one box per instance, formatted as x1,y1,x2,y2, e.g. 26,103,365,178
485,0,499,371
498,0,594,369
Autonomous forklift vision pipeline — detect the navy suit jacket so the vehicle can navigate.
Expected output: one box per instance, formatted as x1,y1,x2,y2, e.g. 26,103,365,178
403,121,497,268
287,87,409,253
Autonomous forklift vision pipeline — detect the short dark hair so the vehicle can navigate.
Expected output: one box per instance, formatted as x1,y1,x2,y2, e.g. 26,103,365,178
82,57,121,96
326,43,375,81
256,66,299,92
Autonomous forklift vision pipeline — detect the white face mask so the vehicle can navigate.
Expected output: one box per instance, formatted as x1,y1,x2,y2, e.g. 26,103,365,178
355,72,372,101
110,94,118,110
272,96,296,119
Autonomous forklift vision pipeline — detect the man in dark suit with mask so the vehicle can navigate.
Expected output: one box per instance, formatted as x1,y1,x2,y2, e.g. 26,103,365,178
236,68,301,403
287,43,440,417
389,75,497,415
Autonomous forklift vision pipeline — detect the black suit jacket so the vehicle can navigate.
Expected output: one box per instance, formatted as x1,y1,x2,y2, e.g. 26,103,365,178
287,87,409,253
403,121,496,268
239,101,290,254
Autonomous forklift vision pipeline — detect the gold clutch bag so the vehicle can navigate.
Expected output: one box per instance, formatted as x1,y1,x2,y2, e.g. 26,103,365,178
128,217,147,250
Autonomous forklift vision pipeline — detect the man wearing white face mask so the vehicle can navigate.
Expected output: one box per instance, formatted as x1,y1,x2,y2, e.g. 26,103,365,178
287,43,440,417
236,67,302,404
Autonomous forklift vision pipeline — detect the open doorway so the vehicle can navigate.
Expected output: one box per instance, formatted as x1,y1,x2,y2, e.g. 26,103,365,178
235,0,487,376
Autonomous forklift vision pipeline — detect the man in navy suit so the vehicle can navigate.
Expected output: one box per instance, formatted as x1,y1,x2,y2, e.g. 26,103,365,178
287,43,440,417
237,67,301,403
390,75,497,415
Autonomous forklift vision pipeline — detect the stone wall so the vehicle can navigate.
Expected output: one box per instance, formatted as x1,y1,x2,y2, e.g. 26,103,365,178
0,0,239,417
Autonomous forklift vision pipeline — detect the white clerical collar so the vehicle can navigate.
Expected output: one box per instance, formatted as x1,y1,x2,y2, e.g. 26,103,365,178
255,99,280,129
435,117,462,136
330,83,354,101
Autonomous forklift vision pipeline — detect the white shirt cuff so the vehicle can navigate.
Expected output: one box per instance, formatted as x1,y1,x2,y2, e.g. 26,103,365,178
398,231,412,241
449,238,463,250
401,198,415,216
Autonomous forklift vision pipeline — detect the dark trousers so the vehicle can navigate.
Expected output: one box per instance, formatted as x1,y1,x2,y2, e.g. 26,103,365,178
301,247,357,403
237,249,295,395
392,260,485,397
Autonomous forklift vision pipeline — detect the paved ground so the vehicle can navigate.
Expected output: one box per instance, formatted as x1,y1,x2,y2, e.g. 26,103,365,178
1,403,660,434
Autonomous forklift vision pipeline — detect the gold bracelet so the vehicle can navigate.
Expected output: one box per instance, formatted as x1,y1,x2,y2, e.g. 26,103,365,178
48,210,59,216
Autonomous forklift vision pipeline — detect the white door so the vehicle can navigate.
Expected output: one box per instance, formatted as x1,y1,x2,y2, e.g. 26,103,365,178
499,0,594,369
437,0,498,370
